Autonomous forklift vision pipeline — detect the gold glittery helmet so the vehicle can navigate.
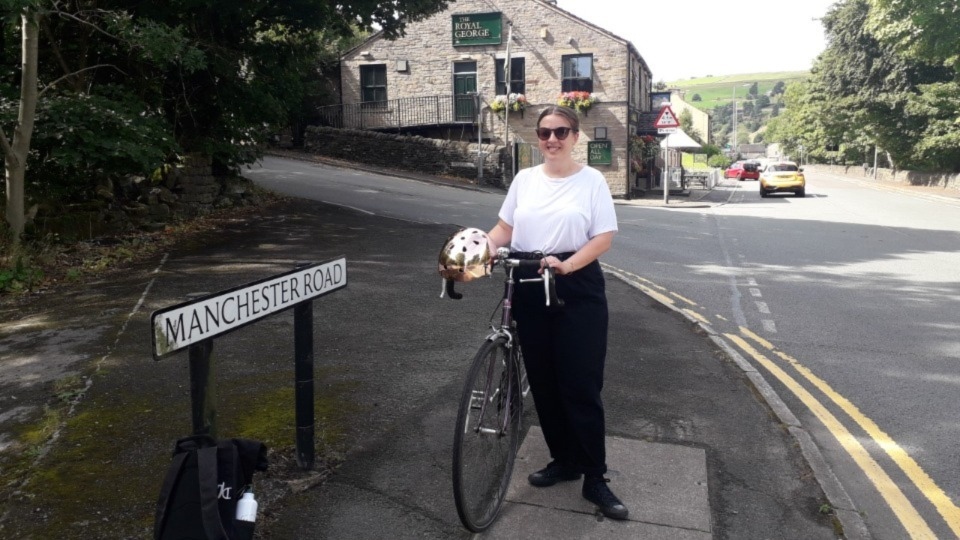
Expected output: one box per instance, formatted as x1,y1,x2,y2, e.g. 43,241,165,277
438,227,493,282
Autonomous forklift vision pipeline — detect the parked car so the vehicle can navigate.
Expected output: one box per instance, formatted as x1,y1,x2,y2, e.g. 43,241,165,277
759,161,805,197
724,161,760,181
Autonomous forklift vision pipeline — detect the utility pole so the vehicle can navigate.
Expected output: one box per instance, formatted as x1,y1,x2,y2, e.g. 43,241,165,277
731,86,737,157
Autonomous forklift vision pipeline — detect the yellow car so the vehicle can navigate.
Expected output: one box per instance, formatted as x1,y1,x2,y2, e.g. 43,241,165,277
759,161,805,198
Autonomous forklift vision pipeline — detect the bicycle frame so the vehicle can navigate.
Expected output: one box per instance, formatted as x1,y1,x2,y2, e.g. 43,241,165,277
473,249,553,436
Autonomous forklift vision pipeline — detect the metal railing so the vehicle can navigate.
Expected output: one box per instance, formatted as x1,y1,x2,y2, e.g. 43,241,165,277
515,142,544,172
317,95,477,131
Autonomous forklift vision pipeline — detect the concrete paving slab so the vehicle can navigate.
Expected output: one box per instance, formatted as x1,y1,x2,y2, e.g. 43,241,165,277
492,426,711,537
488,502,712,540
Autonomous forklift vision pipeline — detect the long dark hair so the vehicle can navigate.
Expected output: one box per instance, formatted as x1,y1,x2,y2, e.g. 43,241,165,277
536,105,580,131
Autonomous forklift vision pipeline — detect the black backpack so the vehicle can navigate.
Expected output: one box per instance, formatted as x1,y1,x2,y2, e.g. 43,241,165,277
154,435,269,540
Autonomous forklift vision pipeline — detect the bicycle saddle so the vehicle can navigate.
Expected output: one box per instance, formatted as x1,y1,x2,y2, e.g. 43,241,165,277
438,227,493,282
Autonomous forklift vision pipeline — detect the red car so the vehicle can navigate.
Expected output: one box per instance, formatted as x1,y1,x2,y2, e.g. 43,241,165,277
724,161,760,181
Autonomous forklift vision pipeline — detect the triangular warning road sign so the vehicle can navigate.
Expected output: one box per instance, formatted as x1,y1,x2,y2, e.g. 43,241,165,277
654,106,680,129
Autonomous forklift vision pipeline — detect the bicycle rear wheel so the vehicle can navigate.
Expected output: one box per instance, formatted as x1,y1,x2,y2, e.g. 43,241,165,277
452,337,522,532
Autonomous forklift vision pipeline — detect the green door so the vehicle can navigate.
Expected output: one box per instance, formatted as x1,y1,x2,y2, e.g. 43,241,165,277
454,62,477,122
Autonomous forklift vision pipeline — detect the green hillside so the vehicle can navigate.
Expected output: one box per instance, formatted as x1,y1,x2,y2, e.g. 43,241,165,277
668,72,809,112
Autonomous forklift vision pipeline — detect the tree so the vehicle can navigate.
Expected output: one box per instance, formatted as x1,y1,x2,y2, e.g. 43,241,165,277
906,81,960,171
748,82,758,97
764,0,955,169
867,0,960,75
678,109,703,143
691,93,701,102
2,3,41,243
653,80,668,91
771,81,786,95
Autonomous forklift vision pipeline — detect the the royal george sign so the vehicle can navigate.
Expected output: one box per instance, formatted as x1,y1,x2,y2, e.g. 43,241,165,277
151,258,347,359
452,12,502,46
588,140,613,166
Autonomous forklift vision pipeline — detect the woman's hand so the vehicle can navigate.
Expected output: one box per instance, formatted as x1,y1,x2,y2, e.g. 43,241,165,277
538,231,615,276
541,256,575,276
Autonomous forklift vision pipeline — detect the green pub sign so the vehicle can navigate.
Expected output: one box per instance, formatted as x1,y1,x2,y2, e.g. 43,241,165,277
452,12,502,46
588,141,613,166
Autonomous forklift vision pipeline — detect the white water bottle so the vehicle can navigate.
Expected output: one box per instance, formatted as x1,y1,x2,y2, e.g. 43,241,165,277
235,491,258,522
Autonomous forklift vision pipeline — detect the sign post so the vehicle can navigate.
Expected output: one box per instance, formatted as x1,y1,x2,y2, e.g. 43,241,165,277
654,105,680,204
151,257,347,469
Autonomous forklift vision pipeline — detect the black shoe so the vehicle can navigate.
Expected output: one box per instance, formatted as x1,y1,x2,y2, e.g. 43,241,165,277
528,462,582,487
582,477,629,520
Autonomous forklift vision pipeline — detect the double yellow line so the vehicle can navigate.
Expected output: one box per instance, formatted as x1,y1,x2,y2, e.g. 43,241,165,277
603,264,959,537
728,328,960,539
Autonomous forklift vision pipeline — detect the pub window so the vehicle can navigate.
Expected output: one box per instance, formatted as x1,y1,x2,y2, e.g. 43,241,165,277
561,54,593,93
360,64,387,106
495,58,526,95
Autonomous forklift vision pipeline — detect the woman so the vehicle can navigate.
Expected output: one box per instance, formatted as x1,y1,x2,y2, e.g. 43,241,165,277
486,106,626,520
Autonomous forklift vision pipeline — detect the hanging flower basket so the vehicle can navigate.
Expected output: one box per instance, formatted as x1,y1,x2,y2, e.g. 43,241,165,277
557,91,597,114
490,93,527,116
509,93,527,113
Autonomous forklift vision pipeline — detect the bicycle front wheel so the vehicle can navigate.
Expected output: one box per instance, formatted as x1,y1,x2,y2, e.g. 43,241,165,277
452,337,522,532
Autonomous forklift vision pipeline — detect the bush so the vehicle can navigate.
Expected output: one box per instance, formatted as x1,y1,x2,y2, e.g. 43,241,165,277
21,87,180,201
708,154,732,168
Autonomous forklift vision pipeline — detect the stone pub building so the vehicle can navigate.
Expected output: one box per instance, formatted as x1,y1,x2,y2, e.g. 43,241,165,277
326,0,656,197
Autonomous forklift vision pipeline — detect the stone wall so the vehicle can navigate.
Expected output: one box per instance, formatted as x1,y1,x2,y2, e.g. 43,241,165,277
30,154,261,240
804,164,960,190
303,126,510,186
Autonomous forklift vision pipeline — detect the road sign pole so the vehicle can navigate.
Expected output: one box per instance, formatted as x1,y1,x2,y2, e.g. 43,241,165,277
294,299,315,470
662,147,669,204
188,339,217,437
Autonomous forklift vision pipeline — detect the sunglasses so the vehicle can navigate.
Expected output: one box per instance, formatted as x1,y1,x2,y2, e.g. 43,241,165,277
535,127,577,141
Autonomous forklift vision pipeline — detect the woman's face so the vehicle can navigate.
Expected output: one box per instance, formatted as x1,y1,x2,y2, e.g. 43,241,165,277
537,114,579,160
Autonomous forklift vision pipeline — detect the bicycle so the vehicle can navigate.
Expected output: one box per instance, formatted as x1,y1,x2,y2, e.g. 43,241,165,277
443,247,563,532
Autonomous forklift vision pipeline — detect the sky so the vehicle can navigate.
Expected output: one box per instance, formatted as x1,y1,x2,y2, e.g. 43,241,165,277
555,0,839,81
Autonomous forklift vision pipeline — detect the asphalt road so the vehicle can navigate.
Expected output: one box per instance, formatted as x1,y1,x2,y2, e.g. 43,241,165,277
607,171,960,539
247,156,960,538
0,178,837,538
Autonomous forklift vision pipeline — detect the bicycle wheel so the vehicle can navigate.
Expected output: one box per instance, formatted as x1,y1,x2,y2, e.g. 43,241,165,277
452,337,523,532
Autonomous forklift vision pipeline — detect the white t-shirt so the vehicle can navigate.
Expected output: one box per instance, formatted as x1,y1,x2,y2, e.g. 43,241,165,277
498,165,618,253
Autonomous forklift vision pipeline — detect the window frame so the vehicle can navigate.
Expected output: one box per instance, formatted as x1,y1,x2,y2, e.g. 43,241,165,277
495,57,526,95
561,54,594,93
359,64,388,108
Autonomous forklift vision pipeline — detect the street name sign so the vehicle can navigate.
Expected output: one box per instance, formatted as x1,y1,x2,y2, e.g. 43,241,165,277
151,258,347,359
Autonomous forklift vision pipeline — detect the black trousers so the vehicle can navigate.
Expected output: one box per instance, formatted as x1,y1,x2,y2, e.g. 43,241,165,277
511,256,608,477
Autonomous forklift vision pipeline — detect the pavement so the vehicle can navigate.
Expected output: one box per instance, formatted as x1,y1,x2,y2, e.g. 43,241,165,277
0,154,860,539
